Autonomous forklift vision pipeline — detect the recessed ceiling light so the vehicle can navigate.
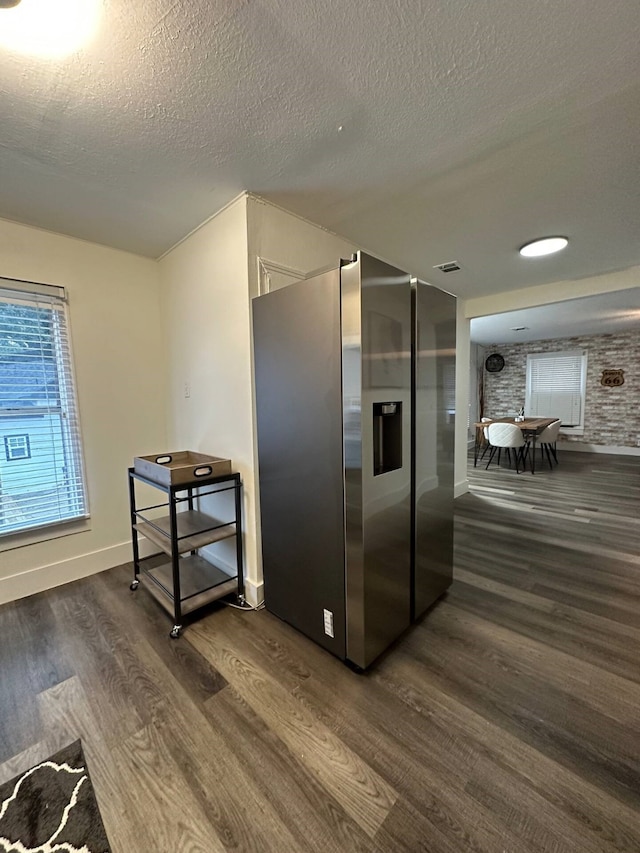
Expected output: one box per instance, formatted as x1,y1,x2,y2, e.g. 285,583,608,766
0,0,101,58
519,237,568,258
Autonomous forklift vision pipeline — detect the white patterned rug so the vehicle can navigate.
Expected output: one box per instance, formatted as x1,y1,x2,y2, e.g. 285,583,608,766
0,740,111,853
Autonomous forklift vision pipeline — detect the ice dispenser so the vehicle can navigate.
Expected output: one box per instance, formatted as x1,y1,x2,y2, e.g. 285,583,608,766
373,401,402,475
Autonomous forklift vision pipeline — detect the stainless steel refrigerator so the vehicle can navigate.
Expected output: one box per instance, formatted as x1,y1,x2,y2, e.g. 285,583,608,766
252,252,455,669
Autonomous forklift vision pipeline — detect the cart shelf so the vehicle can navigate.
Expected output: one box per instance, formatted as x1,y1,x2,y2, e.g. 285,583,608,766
141,555,238,616
134,509,236,556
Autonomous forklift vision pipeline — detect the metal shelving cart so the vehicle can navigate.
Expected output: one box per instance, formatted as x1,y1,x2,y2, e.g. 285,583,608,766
128,466,244,637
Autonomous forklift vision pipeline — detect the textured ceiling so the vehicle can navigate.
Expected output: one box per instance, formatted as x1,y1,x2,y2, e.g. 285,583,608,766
0,0,639,297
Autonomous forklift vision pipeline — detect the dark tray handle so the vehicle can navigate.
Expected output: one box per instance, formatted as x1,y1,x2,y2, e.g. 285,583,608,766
155,455,172,464
194,465,212,477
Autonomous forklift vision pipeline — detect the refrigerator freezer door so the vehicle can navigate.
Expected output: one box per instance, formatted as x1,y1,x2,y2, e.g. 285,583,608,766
253,270,347,658
342,253,413,669
412,281,456,620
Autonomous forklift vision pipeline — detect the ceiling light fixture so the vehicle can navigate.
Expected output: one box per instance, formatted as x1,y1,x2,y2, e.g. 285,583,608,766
519,237,568,258
0,0,101,59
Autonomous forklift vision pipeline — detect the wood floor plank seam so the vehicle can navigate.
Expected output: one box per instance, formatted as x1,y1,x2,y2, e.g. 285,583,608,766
454,566,640,644
205,684,386,853
291,674,543,853
374,656,640,853
456,515,640,565
414,599,640,727
448,580,640,686
189,623,399,838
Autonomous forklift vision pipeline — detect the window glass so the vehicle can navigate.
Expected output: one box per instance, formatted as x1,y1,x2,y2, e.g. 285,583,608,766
0,280,88,536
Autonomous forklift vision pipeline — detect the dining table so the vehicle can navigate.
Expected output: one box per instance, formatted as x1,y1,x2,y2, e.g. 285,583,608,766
473,417,558,474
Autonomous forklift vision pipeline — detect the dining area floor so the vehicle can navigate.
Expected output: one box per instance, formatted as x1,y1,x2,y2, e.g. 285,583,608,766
462,445,640,591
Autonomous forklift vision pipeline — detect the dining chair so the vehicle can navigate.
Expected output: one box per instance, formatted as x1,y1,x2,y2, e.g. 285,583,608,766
480,417,492,461
538,419,562,468
486,422,527,474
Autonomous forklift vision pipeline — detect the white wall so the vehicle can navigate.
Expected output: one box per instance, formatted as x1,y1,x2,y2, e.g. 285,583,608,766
0,217,166,603
157,196,260,600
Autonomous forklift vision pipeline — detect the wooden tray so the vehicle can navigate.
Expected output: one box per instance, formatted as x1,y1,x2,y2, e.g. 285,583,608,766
134,451,232,487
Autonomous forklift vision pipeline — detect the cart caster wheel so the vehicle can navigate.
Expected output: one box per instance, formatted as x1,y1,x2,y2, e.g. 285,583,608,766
237,593,246,607
130,580,139,591
170,625,182,639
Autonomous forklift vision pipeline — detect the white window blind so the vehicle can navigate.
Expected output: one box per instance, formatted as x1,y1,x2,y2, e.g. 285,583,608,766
526,350,587,429
0,278,88,536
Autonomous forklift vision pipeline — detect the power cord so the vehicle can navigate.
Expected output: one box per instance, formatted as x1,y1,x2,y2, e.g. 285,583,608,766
222,597,265,611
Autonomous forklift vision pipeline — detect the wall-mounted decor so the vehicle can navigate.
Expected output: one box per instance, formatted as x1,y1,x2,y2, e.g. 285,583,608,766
601,369,624,387
485,352,505,373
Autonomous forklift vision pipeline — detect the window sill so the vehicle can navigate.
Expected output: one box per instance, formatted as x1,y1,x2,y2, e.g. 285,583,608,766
0,517,91,553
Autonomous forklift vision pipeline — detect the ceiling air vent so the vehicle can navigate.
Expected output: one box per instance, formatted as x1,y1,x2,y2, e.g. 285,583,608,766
433,261,461,273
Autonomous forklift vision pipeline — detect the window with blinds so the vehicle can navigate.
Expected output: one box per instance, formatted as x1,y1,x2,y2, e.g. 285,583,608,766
0,278,88,536
525,349,587,430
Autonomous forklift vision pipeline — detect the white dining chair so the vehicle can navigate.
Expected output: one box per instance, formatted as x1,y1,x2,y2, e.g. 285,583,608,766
480,416,492,461
538,419,562,468
486,422,527,474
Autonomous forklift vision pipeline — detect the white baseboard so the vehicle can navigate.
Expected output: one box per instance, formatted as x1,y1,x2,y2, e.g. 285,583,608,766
0,533,262,611
455,479,470,498
244,577,264,608
560,443,640,456
0,538,155,607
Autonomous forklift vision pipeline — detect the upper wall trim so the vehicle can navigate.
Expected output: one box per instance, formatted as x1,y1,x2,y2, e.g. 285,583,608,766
157,192,248,262
247,194,351,244
464,264,640,319
256,258,307,296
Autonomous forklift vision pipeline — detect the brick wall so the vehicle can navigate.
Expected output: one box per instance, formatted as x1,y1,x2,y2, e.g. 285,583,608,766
482,329,640,447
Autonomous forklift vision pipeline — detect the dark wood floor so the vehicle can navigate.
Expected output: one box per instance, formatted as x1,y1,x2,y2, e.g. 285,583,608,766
1,450,639,852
